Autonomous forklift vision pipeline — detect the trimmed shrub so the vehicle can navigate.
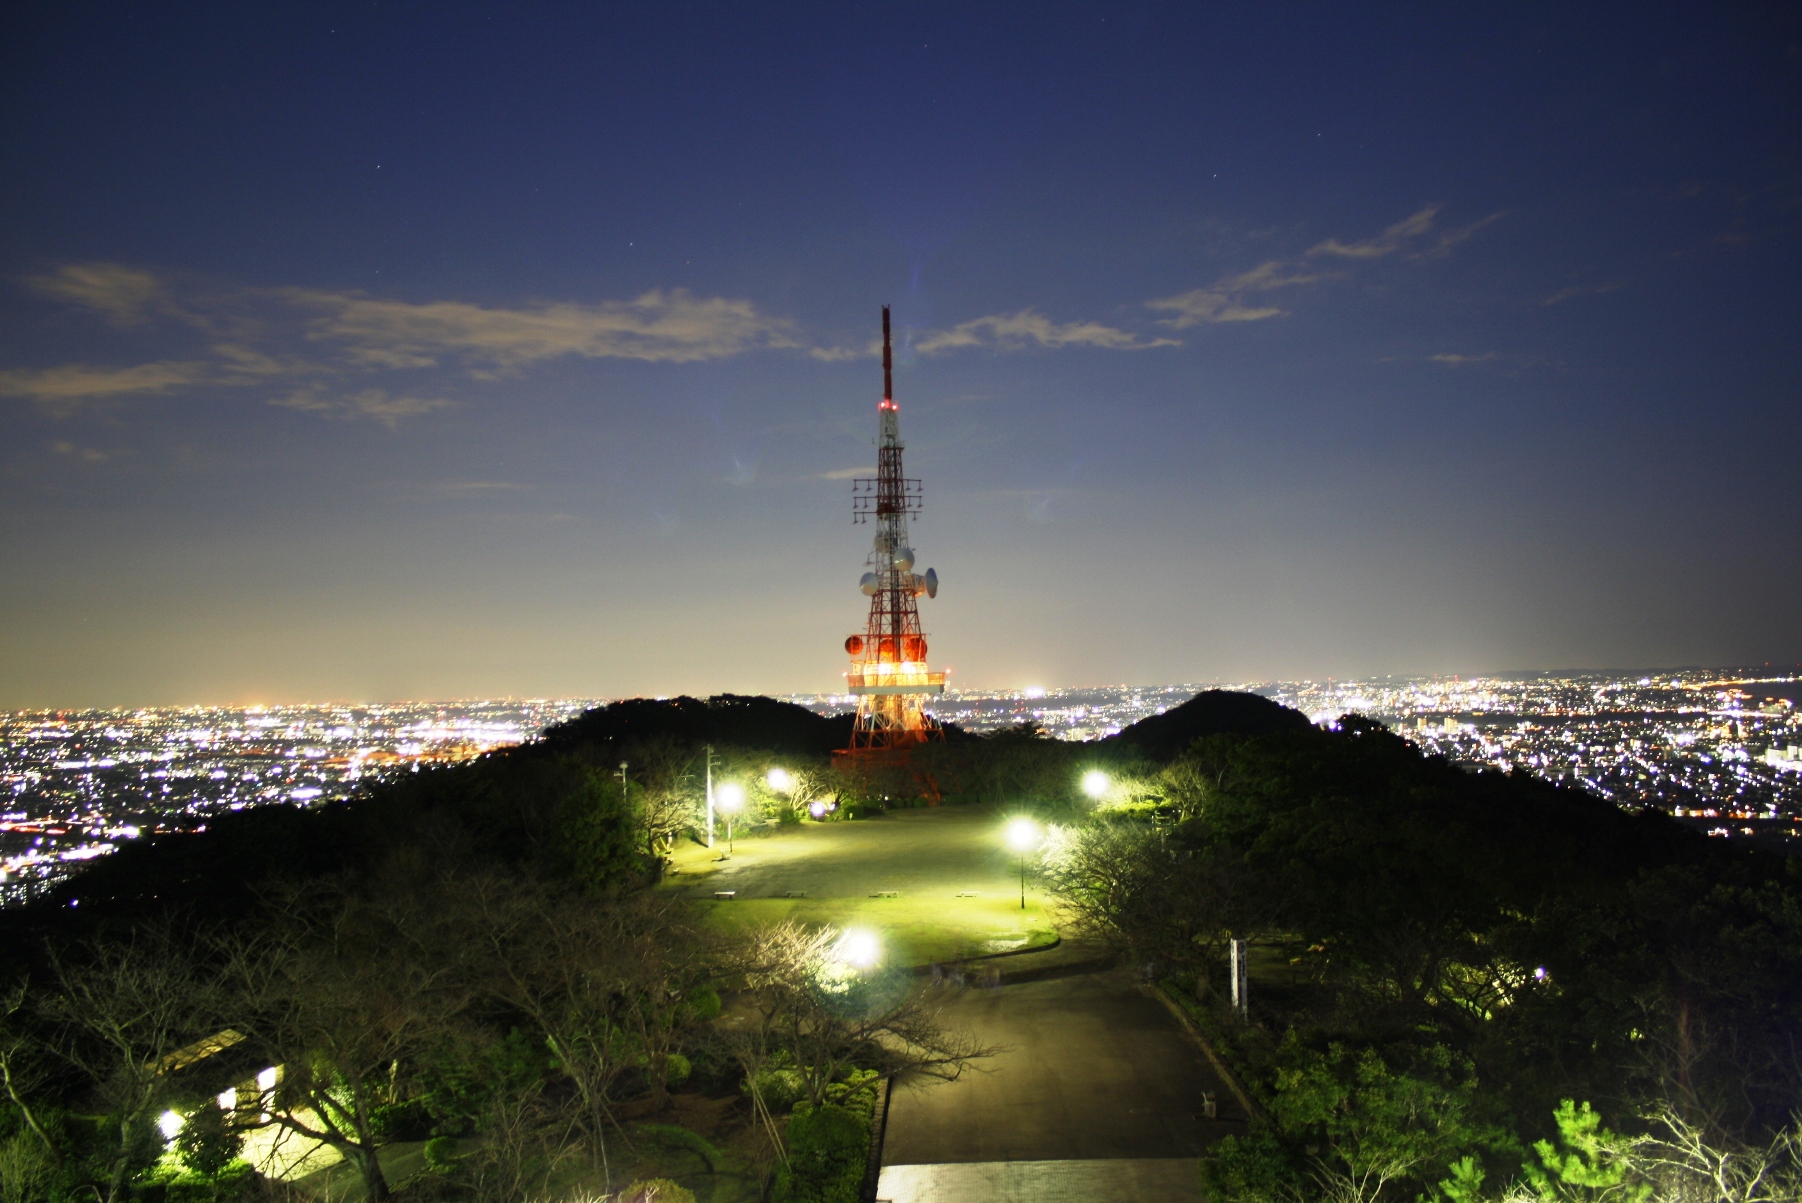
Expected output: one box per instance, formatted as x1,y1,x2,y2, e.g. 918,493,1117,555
772,1103,869,1203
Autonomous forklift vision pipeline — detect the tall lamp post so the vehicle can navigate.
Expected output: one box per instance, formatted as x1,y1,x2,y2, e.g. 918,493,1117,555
717,782,744,855
1004,817,1039,910
704,745,716,848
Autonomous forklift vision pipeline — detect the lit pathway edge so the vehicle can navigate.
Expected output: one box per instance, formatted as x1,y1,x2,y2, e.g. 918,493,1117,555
1144,982,1265,1123
875,1157,1201,1202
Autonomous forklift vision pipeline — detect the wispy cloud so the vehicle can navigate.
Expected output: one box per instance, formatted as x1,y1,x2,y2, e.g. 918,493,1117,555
0,360,213,415
1429,352,1498,365
1418,211,1505,257
209,342,315,378
281,287,803,369
808,341,880,363
26,263,170,326
48,439,111,463
1542,281,1623,306
1308,206,1440,259
817,466,874,480
915,309,1179,354
270,387,455,429
1146,260,1319,328
438,480,532,493
1148,207,1502,328
10,266,820,426
11,265,1197,429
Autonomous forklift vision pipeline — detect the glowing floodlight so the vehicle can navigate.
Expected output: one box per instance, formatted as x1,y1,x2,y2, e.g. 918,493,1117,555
1004,817,1040,910
767,767,793,792
717,782,745,853
158,1110,184,1141
837,929,882,970
809,800,829,818
1081,770,1110,799
1004,817,1040,853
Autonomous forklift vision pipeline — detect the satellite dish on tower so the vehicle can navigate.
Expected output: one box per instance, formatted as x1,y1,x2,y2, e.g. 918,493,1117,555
923,567,938,598
859,572,878,596
893,546,915,572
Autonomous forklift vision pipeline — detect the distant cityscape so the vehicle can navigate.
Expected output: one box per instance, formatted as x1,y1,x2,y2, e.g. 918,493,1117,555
0,700,594,905
4,670,1797,904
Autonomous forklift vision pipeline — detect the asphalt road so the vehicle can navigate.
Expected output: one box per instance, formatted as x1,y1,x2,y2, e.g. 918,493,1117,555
881,972,1245,1168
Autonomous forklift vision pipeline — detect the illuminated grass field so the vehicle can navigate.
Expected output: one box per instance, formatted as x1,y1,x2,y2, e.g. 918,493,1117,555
664,806,1061,966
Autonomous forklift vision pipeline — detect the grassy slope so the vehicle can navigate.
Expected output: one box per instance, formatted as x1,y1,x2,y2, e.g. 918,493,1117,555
664,806,1060,966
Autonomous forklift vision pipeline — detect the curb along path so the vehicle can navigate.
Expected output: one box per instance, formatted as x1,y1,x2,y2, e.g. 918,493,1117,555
1145,982,1264,1123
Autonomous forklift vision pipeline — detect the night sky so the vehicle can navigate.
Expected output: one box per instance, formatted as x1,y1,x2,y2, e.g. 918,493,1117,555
2,3,1798,708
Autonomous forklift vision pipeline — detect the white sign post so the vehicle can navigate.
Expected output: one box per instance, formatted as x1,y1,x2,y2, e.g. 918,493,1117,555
1230,938,1249,1021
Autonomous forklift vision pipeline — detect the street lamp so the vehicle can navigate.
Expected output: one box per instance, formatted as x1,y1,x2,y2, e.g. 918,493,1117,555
1081,770,1109,800
836,929,882,970
704,745,716,848
767,767,793,792
717,782,744,854
1004,817,1039,910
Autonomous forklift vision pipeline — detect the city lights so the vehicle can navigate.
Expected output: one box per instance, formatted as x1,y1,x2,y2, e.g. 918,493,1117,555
4,671,1795,908
784,672,1802,841
0,699,594,904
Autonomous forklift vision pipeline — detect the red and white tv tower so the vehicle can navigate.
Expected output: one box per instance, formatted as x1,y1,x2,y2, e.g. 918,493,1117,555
841,306,945,754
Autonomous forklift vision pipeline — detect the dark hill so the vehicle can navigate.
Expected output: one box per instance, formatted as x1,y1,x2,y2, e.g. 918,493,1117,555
541,693,854,758
0,695,853,954
1109,689,1311,760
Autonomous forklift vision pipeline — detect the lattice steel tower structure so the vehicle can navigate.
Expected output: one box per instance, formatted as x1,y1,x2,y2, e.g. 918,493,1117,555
842,306,944,752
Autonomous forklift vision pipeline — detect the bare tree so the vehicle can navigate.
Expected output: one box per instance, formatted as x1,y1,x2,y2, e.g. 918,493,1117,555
458,1075,579,1203
622,738,701,857
1042,816,1263,985
0,1130,56,1203
223,884,473,1203
461,875,660,1190
722,922,995,1132
612,901,713,1111
764,765,831,823
0,983,58,1168
41,927,222,1203
1633,1106,1802,1203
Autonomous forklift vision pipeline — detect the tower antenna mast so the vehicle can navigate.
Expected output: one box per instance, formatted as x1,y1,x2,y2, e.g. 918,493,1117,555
840,307,943,754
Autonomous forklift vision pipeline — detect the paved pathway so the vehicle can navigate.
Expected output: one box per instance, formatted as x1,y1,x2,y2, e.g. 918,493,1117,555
878,972,1245,1202
877,1158,1200,1202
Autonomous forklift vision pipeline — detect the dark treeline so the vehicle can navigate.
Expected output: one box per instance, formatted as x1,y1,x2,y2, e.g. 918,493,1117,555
1045,704,1802,1202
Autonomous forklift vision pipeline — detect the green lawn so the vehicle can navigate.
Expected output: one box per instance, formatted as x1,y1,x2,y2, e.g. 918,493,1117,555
693,893,1058,966
666,806,1061,966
